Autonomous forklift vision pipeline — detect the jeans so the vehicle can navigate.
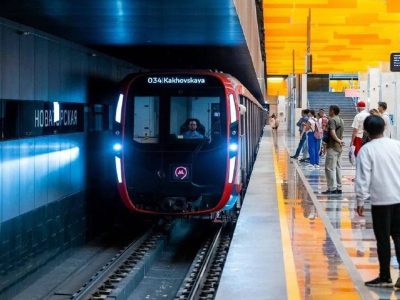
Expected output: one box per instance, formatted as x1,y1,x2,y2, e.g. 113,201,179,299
317,139,321,155
371,204,400,279
324,148,342,191
302,135,308,159
294,133,307,158
307,132,319,165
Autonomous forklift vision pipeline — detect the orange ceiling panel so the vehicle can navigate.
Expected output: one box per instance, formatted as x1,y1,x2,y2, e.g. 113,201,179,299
264,0,400,74
387,0,400,12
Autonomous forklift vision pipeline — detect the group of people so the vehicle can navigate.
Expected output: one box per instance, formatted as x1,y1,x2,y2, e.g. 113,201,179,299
290,100,400,289
290,108,329,170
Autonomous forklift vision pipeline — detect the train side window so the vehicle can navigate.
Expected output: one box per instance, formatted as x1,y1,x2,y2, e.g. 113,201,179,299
133,96,160,143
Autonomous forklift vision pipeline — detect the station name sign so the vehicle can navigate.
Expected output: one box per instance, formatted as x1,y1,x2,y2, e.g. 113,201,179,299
147,76,206,85
390,53,400,72
1,100,84,140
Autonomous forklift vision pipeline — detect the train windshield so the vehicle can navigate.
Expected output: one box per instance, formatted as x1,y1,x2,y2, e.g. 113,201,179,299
133,96,160,143
127,74,226,149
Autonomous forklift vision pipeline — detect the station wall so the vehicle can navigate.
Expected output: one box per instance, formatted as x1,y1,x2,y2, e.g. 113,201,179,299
0,18,138,292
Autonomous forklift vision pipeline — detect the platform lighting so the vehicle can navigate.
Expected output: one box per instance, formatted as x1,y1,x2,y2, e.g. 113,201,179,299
115,156,122,183
113,143,122,151
267,77,284,82
115,93,124,123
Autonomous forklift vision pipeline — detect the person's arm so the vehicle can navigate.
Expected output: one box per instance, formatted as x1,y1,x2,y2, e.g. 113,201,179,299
350,128,357,146
330,129,344,145
355,149,371,216
350,116,358,146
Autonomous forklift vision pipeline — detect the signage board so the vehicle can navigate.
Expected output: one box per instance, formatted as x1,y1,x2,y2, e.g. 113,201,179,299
390,53,400,72
344,89,360,98
0,100,84,140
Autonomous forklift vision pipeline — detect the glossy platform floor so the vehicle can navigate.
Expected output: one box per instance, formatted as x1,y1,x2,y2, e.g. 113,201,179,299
218,126,400,300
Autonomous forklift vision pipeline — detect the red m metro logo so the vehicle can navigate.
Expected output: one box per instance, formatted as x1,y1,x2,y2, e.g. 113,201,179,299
174,166,188,180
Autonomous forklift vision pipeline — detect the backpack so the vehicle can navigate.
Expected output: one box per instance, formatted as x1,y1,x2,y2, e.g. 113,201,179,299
313,118,323,140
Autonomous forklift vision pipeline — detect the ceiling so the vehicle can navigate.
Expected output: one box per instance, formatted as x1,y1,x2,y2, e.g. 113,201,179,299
0,0,264,101
263,0,400,74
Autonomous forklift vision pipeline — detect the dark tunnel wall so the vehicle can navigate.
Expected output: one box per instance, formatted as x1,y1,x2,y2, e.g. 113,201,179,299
0,18,138,292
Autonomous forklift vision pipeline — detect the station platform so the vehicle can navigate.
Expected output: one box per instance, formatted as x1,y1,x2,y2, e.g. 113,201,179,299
216,126,399,300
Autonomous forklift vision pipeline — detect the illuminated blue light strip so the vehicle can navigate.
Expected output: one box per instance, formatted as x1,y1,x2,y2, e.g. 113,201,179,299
229,94,237,123
115,94,124,123
229,157,236,183
115,156,122,183
223,195,238,211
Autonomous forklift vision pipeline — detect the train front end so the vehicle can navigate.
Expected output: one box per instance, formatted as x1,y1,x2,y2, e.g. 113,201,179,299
113,72,239,215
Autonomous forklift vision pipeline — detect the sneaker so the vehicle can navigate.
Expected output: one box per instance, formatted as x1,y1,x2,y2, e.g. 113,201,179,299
290,155,298,159
321,190,337,195
314,165,320,169
336,189,342,194
299,158,309,162
365,277,393,288
395,277,400,289
306,164,315,169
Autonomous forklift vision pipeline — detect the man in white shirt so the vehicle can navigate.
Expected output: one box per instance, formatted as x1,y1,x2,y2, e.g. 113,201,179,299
356,115,400,288
378,102,391,138
351,101,370,156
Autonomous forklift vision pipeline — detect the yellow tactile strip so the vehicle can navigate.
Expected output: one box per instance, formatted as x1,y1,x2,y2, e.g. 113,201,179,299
273,146,362,300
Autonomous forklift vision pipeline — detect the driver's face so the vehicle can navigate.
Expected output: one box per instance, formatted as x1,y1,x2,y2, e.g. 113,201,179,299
189,122,197,131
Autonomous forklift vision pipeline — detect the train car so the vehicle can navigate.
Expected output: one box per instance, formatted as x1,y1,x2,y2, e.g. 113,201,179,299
113,71,265,217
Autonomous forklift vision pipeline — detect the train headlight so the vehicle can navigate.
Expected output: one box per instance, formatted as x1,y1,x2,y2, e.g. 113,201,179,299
229,143,238,153
115,156,122,183
113,143,122,151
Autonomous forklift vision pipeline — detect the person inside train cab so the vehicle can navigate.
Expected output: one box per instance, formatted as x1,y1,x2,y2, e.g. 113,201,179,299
183,119,204,139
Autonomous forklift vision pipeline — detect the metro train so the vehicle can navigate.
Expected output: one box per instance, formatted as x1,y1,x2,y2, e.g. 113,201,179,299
113,70,265,218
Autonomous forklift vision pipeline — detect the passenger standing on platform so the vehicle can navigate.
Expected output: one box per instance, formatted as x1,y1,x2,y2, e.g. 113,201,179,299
306,110,321,168
378,102,392,138
305,120,319,169
291,109,309,160
355,115,400,288
350,101,369,156
270,114,279,131
318,109,329,155
318,109,329,132
322,105,345,194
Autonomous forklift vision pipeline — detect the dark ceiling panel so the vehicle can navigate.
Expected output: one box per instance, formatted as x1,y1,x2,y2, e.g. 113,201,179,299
0,0,244,46
0,0,263,101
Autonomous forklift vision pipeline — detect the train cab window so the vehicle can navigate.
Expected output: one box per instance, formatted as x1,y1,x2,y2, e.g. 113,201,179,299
133,96,160,143
169,96,221,142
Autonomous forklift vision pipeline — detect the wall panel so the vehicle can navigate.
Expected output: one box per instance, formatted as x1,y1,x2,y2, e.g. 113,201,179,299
1,27,19,99
0,18,138,292
19,33,34,100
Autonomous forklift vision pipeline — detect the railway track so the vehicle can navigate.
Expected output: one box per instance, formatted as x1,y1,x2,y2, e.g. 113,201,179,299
10,221,233,300
175,226,232,300
66,230,165,300
69,222,232,300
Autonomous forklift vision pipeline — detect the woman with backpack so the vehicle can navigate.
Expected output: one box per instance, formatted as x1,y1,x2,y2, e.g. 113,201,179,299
306,110,323,169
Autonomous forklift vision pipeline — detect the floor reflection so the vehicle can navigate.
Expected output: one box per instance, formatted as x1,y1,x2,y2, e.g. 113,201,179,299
274,127,400,300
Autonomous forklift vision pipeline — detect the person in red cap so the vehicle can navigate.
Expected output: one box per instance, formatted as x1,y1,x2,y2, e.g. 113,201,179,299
351,100,370,156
